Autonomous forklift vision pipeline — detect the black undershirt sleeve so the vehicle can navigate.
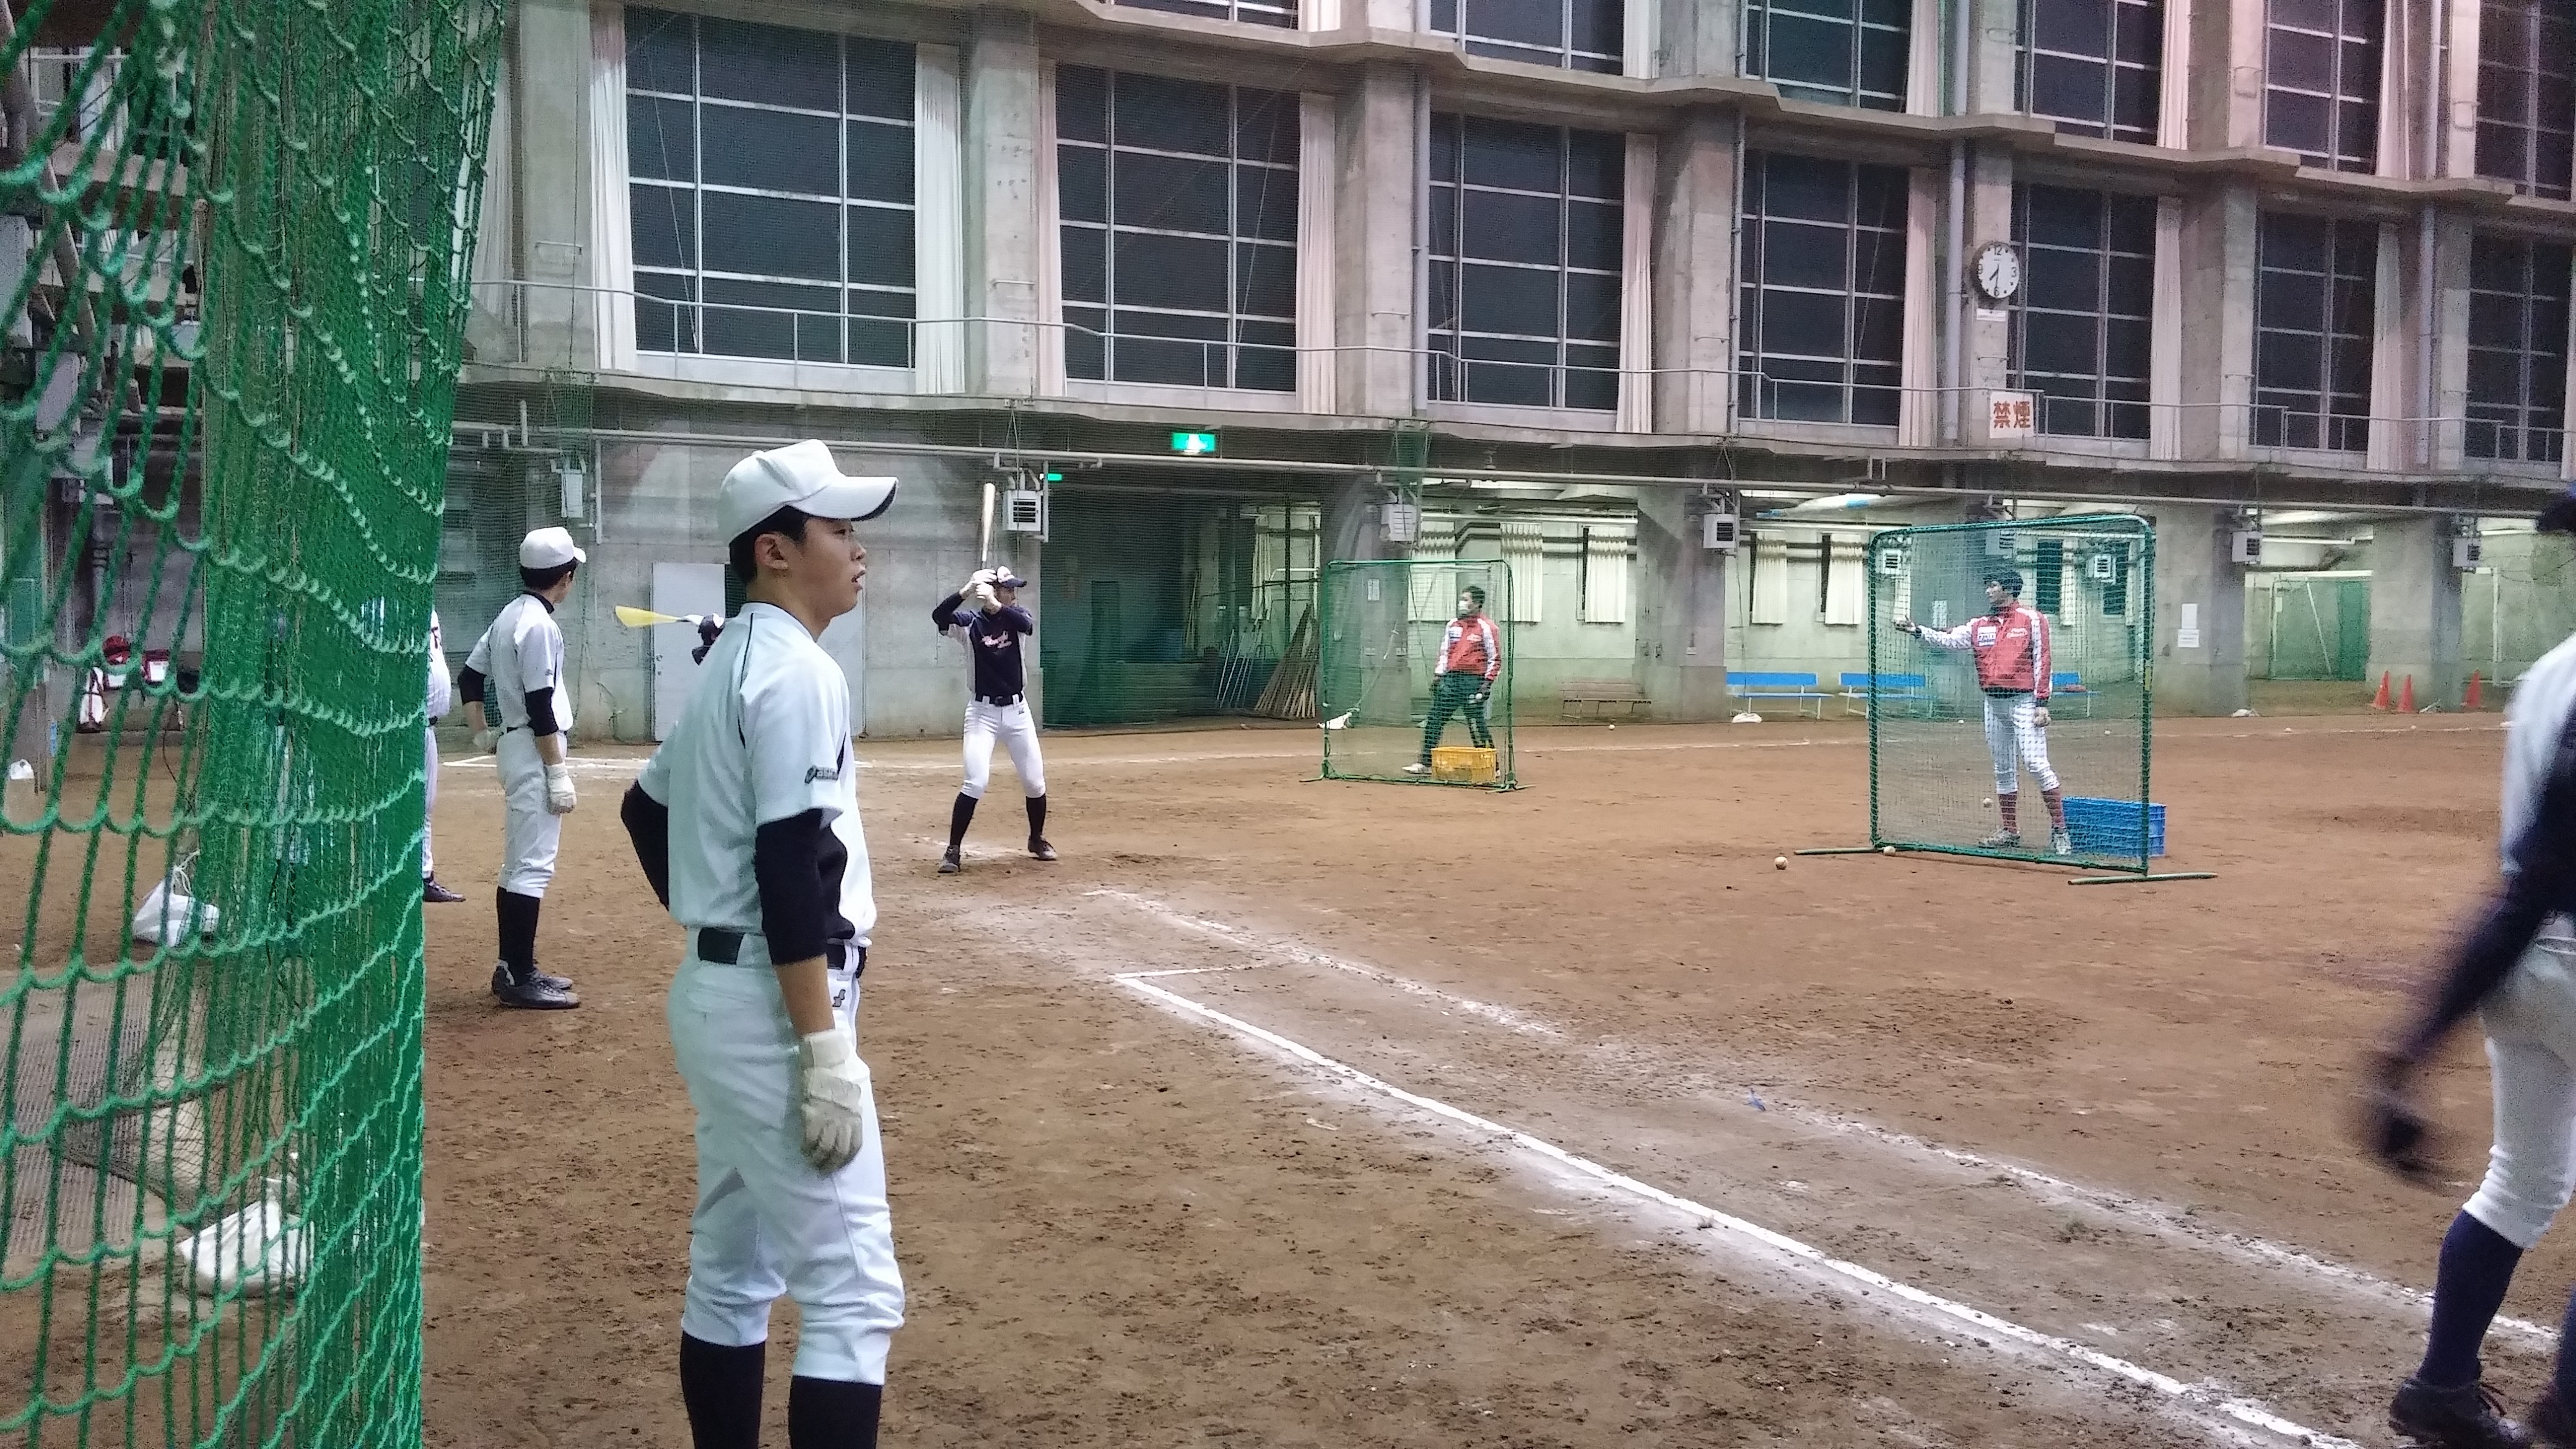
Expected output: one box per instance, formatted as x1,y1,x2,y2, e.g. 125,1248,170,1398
754,808,833,967
456,667,485,705
620,783,672,909
524,686,560,738
931,591,966,632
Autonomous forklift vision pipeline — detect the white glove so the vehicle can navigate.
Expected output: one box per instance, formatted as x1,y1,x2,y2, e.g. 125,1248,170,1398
543,761,577,815
796,1029,869,1173
965,568,998,590
967,581,1000,612
472,728,498,754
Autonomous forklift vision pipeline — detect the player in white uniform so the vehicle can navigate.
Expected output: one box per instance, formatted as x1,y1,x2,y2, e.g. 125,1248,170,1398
931,570,1052,873
619,440,904,1449
457,528,585,1009
423,610,464,904
2367,490,2576,1448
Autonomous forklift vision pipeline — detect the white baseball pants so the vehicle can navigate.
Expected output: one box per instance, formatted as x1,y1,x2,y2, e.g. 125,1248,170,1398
960,698,1045,801
1982,694,2060,794
2466,937,2576,1248
494,729,560,896
422,726,440,876
667,954,904,1383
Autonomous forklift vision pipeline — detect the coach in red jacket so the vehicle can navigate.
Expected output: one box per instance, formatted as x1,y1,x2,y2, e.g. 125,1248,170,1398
1897,568,2072,855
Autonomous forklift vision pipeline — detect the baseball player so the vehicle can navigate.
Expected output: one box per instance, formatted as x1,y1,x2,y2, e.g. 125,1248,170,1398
932,568,1052,874
456,527,585,1010
618,439,903,1449
1403,584,1500,777
2365,490,2576,1448
1897,567,2073,855
423,609,463,903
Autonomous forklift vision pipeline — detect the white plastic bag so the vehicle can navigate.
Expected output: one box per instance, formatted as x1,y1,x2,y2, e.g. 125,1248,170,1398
131,854,219,944
179,1196,305,1298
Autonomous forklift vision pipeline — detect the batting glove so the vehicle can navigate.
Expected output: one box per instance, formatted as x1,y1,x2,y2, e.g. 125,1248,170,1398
796,1028,869,1174
472,728,498,754
968,581,1000,612
542,762,577,816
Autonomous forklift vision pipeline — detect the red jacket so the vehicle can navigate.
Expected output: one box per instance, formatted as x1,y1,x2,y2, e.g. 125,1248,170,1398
1437,614,1501,682
1919,603,2051,700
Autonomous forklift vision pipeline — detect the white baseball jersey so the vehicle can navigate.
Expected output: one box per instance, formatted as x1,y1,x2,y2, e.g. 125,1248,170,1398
637,603,875,948
426,611,453,720
464,593,571,735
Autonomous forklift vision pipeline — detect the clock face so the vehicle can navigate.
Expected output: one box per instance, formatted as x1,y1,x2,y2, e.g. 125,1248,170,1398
1975,243,2021,303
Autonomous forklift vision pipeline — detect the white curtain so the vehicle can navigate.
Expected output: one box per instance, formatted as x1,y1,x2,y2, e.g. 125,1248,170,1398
915,46,967,393
1824,536,1866,626
587,2,635,371
1581,524,1632,624
2149,198,2182,460
1615,134,1655,433
1749,538,1790,625
1501,521,1544,623
1035,63,1066,396
1899,169,1938,446
2367,222,2409,471
1296,92,1338,411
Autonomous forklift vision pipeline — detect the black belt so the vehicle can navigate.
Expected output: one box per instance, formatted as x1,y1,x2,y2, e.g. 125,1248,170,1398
696,928,859,975
977,693,1022,707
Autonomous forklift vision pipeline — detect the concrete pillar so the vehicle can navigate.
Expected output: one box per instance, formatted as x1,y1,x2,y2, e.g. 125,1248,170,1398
1656,0,1738,79
1652,110,1738,432
1634,489,1731,721
1960,141,2013,407
964,10,1044,396
1334,64,1417,418
2367,517,2466,710
2188,0,2265,150
515,0,594,369
2143,504,2250,715
2174,183,2256,459
1969,0,2018,113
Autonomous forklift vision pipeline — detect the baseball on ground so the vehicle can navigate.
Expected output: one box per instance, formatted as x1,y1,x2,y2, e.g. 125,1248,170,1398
1774,856,1787,869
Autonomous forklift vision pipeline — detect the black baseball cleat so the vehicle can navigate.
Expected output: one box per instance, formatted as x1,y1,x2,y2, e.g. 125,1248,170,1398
2390,1378,2531,1448
938,850,962,874
490,961,579,1008
2530,1388,2576,1447
1029,837,1056,861
423,876,464,904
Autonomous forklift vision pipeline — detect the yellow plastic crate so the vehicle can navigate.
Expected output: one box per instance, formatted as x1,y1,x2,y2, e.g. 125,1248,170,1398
1429,746,1497,784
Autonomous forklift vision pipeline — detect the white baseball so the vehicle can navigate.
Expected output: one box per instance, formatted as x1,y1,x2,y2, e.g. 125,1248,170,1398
1773,856,1787,869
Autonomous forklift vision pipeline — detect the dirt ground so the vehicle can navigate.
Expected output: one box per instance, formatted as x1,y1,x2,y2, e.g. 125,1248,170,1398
411,713,2539,1448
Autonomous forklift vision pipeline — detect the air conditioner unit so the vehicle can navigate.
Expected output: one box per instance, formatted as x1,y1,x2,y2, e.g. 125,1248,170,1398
1874,547,1905,576
2229,529,2263,566
1382,500,1421,546
1983,529,2018,558
2087,552,2117,581
1004,484,1046,536
2455,536,2483,570
1701,509,1740,551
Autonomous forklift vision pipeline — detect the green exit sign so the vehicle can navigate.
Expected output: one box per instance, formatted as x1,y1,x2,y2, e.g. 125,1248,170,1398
1168,430,1220,456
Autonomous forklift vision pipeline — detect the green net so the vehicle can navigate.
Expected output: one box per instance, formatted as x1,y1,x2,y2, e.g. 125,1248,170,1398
2,1,502,1443
1864,516,2156,872
1318,559,1516,788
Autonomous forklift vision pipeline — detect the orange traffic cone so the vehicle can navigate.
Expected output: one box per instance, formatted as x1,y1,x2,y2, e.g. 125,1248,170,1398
2399,674,2416,713
2466,671,2484,710
2370,671,2391,710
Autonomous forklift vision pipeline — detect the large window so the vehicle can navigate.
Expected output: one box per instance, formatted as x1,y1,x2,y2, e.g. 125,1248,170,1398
2253,213,2375,452
2264,0,2378,173
2019,0,2162,144
625,9,915,365
2009,186,2154,439
1425,114,1624,411
1116,0,1294,27
2465,235,2570,464
1432,0,1623,72
1056,68,1299,391
2475,0,2575,200
1736,151,1906,425
1742,0,1906,110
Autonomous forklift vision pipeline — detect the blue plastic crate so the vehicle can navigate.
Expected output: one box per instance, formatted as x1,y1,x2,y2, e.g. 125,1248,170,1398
2060,797,2166,858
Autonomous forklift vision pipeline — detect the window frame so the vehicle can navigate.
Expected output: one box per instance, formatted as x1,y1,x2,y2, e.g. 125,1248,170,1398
1735,149,1910,429
1112,0,1296,29
2474,0,2575,201
624,9,917,369
2007,184,2157,442
1424,112,1627,414
1740,0,1908,111
2016,0,2164,146
1429,0,1625,75
2261,0,2380,173
2250,211,2377,454
2463,233,2572,466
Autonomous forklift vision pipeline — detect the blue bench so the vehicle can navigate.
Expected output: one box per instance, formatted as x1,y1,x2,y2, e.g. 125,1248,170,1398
1728,670,1830,719
2051,671,2092,718
1838,671,1930,718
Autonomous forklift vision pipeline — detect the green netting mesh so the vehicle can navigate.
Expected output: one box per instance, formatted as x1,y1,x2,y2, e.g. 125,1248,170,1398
1865,516,2156,872
1318,559,1516,788
2,1,502,1443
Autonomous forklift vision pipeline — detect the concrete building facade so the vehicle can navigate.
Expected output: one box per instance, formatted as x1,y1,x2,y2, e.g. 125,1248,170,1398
440,0,2576,738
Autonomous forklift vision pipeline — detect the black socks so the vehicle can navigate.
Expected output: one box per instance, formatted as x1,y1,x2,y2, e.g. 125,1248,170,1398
495,889,541,973
946,792,977,854
788,1377,882,1448
679,1334,764,1449
1025,793,1047,842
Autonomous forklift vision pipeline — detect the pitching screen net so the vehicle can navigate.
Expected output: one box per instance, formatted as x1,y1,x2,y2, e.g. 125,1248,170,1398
1318,560,1516,788
1865,516,2156,871
2,2,503,1446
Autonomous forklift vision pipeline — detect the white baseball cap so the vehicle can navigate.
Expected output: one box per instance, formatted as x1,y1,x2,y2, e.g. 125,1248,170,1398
520,526,586,570
719,440,897,543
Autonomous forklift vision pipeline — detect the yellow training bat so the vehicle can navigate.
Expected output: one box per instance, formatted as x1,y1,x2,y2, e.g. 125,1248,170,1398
615,605,711,629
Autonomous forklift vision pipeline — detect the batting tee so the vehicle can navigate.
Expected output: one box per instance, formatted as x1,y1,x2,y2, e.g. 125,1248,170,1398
1317,560,1518,788
2,3,503,1446
1808,515,2204,883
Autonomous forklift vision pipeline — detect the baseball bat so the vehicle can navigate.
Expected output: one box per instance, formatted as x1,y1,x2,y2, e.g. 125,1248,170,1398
614,605,710,629
977,480,996,567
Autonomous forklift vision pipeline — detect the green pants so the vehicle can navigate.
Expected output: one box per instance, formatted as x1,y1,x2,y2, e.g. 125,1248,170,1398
1419,674,1494,762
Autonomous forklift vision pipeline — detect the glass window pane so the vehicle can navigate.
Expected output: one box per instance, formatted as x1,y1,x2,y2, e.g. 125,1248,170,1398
2024,248,2102,311
1114,151,1232,234
1464,0,1564,48
2266,90,2330,155
1854,228,1907,297
629,95,695,181
2030,53,2107,123
1066,305,1106,378
1758,289,1849,355
1851,294,1902,362
1858,29,1908,102
631,184,695,268
1060,146,1108,224
1565,271,1622,341
635,271,695,352
704,192,840,278
1057,66,1110,144
1235,242,1297,317
1461,262,1562,335
699,105,838,194
846,38,915,121
1112,231,1229,310
1762,154,1850,221
2102,316,2151,376
1236,90,1303,167
703,277,840,360
849,120,914,204
1237,165,1299,243
1234,342,1295,393
1762,218,1852,289
1571,0,1626,57
1463,116,1563,192
699,17,839,110
2263,271,2326,331
1767,14,1856,90
2034,0,2113,55
1566,198,1621,269
627,8,696,94
1565,128,1625,199
2023,313,2099,374
1061,225,1107,302
1462,189,1564,265
2022,185,2100,248
1115,72,1232,156
850,206,914,289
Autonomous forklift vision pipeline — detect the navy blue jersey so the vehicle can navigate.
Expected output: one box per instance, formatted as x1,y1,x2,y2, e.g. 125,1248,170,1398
934,591,1032,700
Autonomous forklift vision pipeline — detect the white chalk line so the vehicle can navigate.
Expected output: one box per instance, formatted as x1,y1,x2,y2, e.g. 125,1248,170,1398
1114,973,2358,1449
1085,887,1561,1039
1090,887,2551,1348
